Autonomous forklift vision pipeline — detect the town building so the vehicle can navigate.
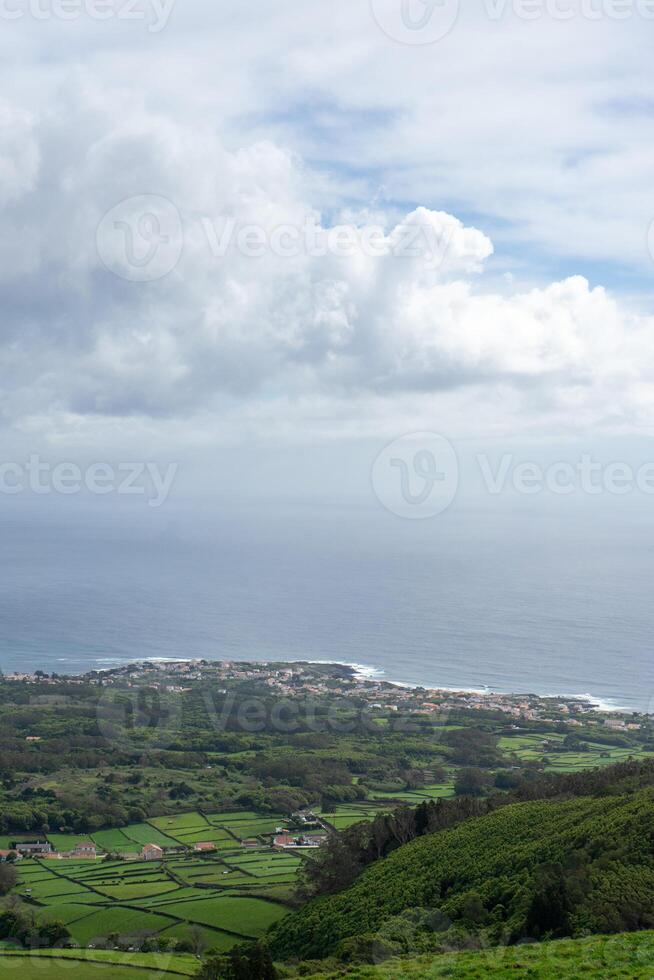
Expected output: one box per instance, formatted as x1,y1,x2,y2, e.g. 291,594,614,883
11,841,52,856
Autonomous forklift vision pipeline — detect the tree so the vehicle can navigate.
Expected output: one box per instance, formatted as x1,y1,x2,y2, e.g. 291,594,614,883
187,924,208,957
388,806,415,846
454,768,491,797
494,770,523,790
195,942,277,979
525,866,571,939
0,863,17,895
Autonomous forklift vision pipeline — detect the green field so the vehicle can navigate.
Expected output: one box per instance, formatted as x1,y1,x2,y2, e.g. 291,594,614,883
91,829,141,853
67,909,176,946
46,833,96,852
0,949,198,978
119,824,181,849
161,896,287,935
317,802,393,829
149,813,211,835
498,731,654,773
15,811,299,951
95,881,181,900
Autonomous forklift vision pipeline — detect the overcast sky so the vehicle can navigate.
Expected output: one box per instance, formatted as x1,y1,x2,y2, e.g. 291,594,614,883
2,0,654,475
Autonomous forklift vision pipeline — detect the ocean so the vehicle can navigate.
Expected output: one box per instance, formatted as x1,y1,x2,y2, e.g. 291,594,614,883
1,493,653,712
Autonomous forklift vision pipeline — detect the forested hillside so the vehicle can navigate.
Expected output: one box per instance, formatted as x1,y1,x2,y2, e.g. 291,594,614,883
270,788,654,961
297,758,654,897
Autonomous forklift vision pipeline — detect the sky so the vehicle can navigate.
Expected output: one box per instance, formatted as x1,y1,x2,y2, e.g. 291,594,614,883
1,0,654,507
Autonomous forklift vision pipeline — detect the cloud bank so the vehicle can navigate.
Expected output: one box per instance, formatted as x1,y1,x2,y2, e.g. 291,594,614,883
0,92,652,448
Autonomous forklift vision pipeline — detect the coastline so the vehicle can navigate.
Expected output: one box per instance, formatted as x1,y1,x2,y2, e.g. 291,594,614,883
2,654,639,717
114,655,645,716
316,660,634,716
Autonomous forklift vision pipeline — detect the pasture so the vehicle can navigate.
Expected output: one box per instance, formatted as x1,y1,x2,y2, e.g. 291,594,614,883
498,731,654,773
0,949,197,978
14,810,303,951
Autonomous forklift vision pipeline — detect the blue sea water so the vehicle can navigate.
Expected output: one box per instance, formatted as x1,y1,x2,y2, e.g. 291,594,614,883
1,494,653,712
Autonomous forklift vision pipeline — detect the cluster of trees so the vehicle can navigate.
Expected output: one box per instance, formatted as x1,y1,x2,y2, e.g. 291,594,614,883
0,793,147,835
195,942,276,979
0,864,17,895
248,752,358,799
0,901,70,949
444,728,504,768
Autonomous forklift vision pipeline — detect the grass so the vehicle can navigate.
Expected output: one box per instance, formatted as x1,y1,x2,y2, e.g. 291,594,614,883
225,853,302,881
320,811,382,830
161,896,288,936
156,922,238,951
91,829,141,853
39,904,101,925
45,833,95,852
25,878,92,899
0,949,198,977
297,931,654,978
67,908,175,946
95,882,181,900
122,824,181,849
149,813,210,835
367,785,454,803
168,830,231,845
220,820,282,837
138,887,223,906
205,811,263,822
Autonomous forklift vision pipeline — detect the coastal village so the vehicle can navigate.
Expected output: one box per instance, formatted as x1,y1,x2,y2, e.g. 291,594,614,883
4,658,646,729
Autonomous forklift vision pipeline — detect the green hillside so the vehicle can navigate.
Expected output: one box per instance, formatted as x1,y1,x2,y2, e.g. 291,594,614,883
270,788,654,961
290,931,654,978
